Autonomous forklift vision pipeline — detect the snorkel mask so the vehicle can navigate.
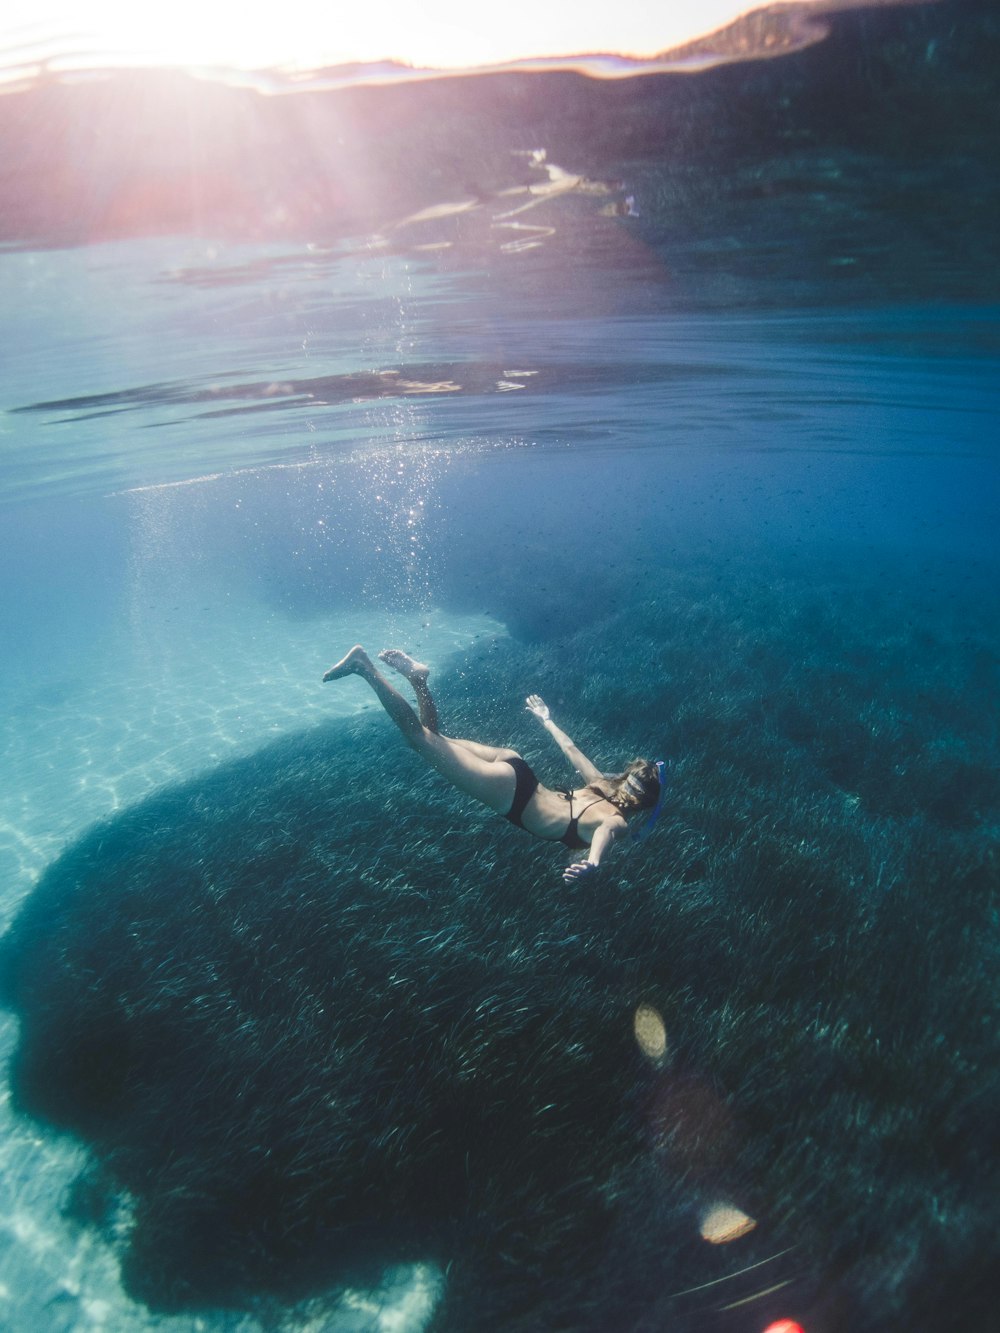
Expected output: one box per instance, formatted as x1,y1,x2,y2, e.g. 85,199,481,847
631,760,667,843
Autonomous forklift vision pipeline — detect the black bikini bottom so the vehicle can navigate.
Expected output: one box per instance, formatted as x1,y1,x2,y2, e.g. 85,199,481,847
503,756,538,829
502,757,587,849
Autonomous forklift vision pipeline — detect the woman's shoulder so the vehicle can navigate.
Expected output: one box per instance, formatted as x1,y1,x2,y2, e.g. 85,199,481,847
576,787,625,818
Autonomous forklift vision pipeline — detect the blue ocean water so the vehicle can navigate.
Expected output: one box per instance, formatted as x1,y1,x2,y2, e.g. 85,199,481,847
1,4,998,1331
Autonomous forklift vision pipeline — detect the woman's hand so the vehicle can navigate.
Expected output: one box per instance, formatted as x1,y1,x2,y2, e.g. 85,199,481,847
563,860,597,883
525,694,550,722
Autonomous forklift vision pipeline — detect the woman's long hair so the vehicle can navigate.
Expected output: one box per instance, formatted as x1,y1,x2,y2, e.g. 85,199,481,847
587,759,660,813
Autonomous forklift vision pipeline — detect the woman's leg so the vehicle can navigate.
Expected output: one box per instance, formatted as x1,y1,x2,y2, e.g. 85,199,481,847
323,646,517,813
377,649,439,732
378,648,518,762
323,645,424,744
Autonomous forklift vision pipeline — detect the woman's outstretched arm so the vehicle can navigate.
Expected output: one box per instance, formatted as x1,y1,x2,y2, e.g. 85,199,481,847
525,695,603,784
563,814,628,882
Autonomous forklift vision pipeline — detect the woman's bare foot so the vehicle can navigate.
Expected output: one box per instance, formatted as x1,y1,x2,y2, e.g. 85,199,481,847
378,648,429,681
322,645,373,682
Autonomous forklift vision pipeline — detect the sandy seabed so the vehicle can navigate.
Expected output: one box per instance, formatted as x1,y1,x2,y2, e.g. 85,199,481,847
0,583,501,1333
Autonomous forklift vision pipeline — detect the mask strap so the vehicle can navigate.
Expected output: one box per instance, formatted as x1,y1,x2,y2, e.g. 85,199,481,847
632,759,667,843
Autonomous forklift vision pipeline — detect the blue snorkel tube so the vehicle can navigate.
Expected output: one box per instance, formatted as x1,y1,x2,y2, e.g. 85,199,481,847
632,759,667,843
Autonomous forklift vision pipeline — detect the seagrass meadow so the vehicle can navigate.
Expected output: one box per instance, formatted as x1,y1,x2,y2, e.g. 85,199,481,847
1,544,996,1332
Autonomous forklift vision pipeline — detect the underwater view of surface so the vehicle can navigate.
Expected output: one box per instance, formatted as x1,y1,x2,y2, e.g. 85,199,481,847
0,1,998,1330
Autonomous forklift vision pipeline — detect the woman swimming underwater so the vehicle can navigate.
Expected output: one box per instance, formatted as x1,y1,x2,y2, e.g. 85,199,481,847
323,646,665,881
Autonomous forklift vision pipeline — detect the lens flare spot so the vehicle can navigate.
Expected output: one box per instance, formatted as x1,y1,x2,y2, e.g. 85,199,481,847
698,1200,757,1244
633,1002,667,1064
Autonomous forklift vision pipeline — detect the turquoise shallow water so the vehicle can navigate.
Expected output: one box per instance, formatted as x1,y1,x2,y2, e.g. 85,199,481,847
1,4,998,1330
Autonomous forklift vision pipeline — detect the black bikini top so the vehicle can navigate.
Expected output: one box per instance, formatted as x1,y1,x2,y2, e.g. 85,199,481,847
561,790,611,850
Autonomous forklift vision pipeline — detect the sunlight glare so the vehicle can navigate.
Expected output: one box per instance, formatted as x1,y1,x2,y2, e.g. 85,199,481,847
3,1,812,75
